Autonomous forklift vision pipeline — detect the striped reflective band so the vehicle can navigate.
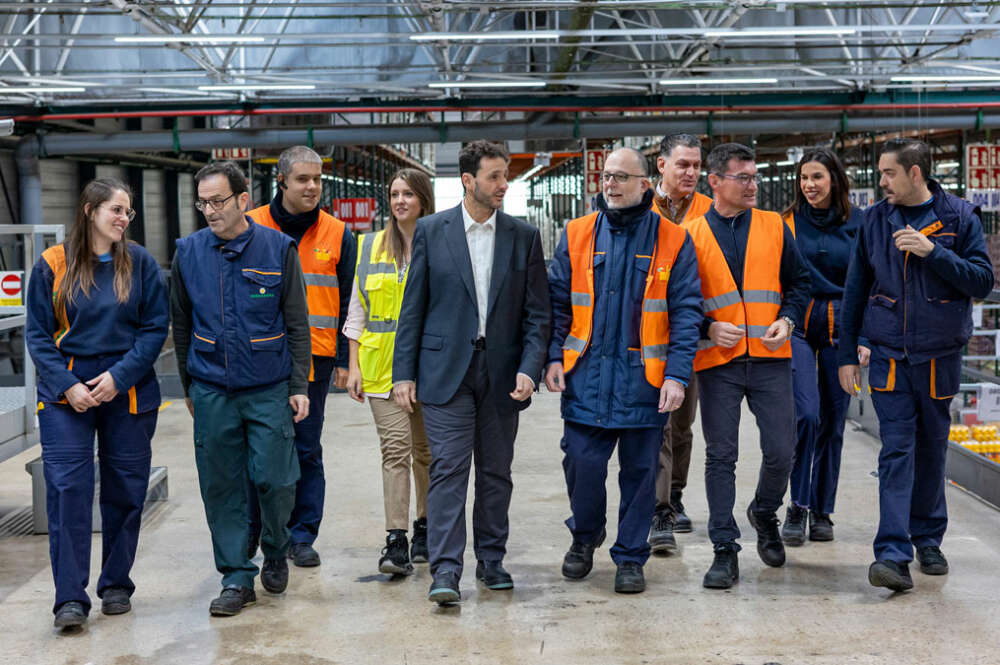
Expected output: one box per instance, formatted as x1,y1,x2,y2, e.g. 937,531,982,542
562,335,587,352
367,319,397,333
309,314,339,329
746,324,772,338
570,292,592,307
304,273,339,288
702,290,741,313
697,339,715,350
743,289,781,305
642,298,668,313
642,343,669,361
357,233,399,312
366,262,396,275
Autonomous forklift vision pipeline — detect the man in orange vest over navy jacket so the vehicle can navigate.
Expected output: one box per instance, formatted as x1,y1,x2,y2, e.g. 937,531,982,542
546,147,703,594
648,133,713,553
684,143,810,590
247,146,356,568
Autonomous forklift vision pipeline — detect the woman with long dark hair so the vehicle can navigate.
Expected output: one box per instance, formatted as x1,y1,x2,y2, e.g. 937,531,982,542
344,168,435,575
781,147,865,546
26,178,168,629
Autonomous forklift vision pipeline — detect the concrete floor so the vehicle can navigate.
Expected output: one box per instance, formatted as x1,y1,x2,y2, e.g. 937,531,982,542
1,391,999,665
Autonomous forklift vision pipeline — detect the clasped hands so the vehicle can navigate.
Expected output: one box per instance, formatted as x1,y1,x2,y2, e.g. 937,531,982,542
63,371,118,413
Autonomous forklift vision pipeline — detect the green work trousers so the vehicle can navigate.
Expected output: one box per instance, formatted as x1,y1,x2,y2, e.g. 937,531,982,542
190,380,299,589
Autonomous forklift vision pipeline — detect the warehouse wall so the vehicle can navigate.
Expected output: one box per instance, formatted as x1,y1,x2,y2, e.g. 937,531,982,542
178,173,197,239
40,160,78,230
142,169,166,265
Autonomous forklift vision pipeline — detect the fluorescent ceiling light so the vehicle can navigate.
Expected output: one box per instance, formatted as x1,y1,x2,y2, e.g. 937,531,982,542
411,31,559,42
775,160,795,166
2,76,98,87
936,161,960,169
198,84,316,91
704,27,856,38
519,165,545,181
138,87,234,97
115,35,266,43
428,80,545,89
755,162,771,168
892,75,1000,82
0,86,85,94
659,78,778,85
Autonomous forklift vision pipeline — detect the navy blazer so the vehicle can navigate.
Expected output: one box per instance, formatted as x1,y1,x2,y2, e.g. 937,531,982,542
392,203,551,409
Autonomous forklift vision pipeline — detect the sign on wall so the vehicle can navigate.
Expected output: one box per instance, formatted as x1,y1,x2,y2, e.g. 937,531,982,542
211,147,252,160
585,149,608,197
848,188,877,209
332,198,377,231
966,143,1000,212
0,271,23,312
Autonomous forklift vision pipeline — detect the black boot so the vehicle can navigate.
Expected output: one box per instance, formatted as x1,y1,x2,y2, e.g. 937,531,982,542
614,561,645,594
703,545,739,589
916,546,949,575
561,528,606,579
261,557,289,593
809,512,834,542
671,490,692,533
54,601,87,629
378,529,413,575
782,504,807,547
868,560,913,591
648,509,677,554
747,505,786,567
411,518,429,563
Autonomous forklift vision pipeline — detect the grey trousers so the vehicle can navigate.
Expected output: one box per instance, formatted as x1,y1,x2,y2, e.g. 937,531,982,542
419,350,519,577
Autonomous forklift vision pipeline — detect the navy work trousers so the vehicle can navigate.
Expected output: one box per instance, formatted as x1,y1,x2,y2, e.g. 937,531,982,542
698,359,796,547
249,355,333,547
39,399,156,615
561,421,662,565
789,335,850,514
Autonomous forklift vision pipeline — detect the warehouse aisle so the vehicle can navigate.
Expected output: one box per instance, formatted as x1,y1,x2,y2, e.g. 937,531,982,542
0,390,998,665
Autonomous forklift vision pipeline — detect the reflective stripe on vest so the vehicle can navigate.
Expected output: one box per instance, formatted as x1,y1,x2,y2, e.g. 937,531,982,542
683,208,790,371
562,210,688,388
355,230,407,394
249,205,346,357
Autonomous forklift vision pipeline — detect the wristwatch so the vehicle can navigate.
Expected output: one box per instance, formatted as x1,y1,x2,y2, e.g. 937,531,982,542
780,316,796,334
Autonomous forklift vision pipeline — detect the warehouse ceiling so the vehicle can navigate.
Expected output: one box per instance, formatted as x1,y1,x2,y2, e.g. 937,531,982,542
2,0,1000,115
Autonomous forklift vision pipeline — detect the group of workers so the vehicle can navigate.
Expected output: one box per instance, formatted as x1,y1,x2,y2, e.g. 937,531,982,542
24,132,993,629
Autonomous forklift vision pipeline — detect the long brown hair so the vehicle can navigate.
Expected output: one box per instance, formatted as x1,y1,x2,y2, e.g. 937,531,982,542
783,146,853,224
380,169,434,265
58,178,134,311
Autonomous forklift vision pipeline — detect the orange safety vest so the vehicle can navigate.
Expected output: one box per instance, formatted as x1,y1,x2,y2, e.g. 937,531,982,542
651,190,713,224
562,211,689,388
249,204,347,358
683,208,790,372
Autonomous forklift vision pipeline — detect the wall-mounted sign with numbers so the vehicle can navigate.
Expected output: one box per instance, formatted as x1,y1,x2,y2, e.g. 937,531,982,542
965,144,1000,212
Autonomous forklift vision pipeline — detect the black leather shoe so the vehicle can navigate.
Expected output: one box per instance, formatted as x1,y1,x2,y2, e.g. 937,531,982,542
614,561,645,594
54,601,87,629
288,543,321,567
261,557,289,593
648,510,677,554
561,528,606,580
809,512,835,541
782,504,807,547
411,518,429,563
868,560,913,591
100,587,131,616
209,585,256,616
747,505,786,567
475,560,514,590
703,545,740,589
671,491,693,533
428,570,461,605
916,546,949,575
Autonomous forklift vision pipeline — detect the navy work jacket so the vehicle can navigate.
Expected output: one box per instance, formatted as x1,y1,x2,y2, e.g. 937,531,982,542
174,220,295,392
548,208,702,429
838,180,995,366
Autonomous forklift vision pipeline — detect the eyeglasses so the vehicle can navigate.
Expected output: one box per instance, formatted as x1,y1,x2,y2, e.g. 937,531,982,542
716,173,762,186
194,193,236,211
101,204,136,221
601,171,646,184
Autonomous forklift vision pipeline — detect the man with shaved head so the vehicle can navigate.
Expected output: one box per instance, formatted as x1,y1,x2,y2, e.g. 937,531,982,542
546,146,702,594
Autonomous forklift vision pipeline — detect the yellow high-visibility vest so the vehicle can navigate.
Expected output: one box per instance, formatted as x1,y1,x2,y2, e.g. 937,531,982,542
356,230,407,394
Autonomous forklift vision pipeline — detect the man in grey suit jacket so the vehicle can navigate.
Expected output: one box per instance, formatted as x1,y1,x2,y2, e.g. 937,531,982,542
393,140,551,605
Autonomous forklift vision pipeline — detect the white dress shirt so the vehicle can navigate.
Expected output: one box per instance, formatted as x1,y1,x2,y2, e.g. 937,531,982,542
462,201,496,339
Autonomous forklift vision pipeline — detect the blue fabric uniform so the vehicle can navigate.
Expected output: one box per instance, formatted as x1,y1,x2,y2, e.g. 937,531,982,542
789,204,863,515
839,180,994,564
548,194,703,565
25,243,168,615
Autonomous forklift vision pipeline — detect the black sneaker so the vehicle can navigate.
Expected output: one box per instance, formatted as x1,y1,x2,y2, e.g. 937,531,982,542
671,492,693,533
288,543,321,568
378,530,413,575
746,505,786,567
614,561,645,594
411,518,429,563
209,585,256,616
703,545,740,589
561,528,606,580
475,560,514,590
809,512,835,542
782,504,807,547
100,587,131,616
428,570,461,605
648,510,678,554
868,559,913,591
261,557,289,593
247,529,260,560
916,546,949,575
53,601,87,629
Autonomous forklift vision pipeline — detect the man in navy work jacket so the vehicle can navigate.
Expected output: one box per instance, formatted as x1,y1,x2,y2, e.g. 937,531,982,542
171,161,312,616
838,138,994,593
392,140,551,605
545,147,702,594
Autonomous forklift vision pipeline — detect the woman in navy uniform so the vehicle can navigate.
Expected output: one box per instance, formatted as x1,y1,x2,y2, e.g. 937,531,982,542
26,178,168,629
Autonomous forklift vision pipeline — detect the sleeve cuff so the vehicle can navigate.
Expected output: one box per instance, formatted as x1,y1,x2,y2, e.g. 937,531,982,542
517,372,536,389
664,376,688,388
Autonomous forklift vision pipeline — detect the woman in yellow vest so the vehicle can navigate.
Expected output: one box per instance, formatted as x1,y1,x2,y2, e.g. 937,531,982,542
344,168,434,576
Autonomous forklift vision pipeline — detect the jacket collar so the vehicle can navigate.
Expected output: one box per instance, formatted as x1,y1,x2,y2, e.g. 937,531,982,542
212,216,256,254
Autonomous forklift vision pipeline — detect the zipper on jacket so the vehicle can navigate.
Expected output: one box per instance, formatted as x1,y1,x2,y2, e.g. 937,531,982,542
903,249,909,357
219,251,230,388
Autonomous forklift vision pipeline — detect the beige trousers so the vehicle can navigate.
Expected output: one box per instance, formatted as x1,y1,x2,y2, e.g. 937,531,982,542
368,396,431,531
